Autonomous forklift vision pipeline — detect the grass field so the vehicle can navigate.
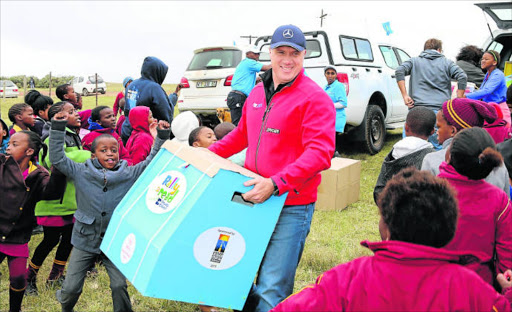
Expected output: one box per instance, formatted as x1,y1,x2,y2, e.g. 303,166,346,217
0,83,402,311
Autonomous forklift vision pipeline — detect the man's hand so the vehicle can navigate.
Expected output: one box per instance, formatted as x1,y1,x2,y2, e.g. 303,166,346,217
242,177,275,204
456,89,465,98
497,270,512,291
158,120,170,130
53,111,69,121
403,95,414,108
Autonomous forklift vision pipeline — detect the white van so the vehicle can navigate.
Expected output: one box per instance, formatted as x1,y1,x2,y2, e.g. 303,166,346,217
178,46,247,126
255,30,411,154
70,74,107,96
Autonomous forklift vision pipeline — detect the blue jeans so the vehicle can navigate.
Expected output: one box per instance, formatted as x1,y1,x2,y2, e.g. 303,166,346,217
56,248,132,312
242,203,315,312
403,109,442,150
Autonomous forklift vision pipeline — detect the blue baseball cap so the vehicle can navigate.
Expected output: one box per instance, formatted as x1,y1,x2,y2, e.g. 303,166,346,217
270,24,306,52
123,76,134,88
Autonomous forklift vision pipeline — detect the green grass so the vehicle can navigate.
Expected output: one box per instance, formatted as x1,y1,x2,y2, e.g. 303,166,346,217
0,85,402,311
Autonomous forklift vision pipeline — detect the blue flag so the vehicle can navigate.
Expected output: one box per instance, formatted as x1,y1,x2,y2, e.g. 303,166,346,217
382,22,393,36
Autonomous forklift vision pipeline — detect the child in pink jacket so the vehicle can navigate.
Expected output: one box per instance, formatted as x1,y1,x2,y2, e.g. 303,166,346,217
81,106,132,165
271,168,512,312
439,127,512,286
125,106,156,165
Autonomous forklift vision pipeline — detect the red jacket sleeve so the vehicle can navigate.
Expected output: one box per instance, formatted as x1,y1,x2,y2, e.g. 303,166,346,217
495,196,512,275
271,269,345,312
113,92,124,116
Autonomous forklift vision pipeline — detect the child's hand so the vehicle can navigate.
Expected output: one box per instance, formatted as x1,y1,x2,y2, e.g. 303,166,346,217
54,111,69,121
149,119,158,139
497,270,512,291
158,120,170,130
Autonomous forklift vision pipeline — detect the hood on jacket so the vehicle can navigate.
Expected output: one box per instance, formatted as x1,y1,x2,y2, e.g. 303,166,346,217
419,49,444,60
141,56,168,85
87,117,105,131
129,106,151,133
171,111,199,145
361,240,482,265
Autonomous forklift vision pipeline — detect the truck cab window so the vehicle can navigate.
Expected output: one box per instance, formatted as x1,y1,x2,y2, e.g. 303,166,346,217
355,39,373,61
379,46,399,69
340,36,373,62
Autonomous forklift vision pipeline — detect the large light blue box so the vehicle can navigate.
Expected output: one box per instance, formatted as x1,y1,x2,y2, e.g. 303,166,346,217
100,140,287,310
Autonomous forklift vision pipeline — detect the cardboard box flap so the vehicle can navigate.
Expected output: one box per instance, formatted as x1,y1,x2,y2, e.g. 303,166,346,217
162,140,260,179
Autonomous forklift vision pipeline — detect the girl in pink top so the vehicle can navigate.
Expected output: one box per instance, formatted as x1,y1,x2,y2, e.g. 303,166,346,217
439,127,512,286
272,168,512,312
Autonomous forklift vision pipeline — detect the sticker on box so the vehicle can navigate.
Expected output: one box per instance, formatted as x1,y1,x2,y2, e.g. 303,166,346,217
146,171,187,214
193,227,246,270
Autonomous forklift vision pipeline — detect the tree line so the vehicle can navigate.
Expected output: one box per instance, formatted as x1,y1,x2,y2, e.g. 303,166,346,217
0,75,74,88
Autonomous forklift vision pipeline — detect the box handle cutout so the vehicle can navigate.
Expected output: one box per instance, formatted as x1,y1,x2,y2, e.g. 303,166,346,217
231,192,254,207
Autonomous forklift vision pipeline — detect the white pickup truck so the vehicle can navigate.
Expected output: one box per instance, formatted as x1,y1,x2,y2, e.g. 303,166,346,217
179,30,411,154
255,30,411,154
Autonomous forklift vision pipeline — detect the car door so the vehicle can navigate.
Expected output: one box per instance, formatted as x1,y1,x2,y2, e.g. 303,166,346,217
378,45,404,120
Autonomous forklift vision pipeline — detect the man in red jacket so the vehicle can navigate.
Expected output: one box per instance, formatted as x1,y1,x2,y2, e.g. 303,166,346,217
209,24,335,312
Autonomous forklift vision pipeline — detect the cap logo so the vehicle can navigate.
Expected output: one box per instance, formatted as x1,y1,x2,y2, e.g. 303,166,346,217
283,29,294,39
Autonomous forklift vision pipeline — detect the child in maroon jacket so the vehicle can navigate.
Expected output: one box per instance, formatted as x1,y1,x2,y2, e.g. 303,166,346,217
0,131,50,312
440,127,512,287
271,168,512,312
125,106,157,165
81,106,132,165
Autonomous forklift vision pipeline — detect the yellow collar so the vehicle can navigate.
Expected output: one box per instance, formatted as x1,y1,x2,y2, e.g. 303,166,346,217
13,124,23,133
27,161,37,174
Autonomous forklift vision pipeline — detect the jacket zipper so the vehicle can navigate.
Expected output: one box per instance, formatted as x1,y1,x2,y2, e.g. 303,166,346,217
254,86,288,173
102,169,108,192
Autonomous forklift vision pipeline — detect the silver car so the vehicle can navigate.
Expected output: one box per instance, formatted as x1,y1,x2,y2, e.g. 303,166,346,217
0,80,19,98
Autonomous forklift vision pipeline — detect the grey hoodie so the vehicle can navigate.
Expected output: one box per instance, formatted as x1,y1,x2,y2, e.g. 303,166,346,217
396,50,467,110
49,119,171,253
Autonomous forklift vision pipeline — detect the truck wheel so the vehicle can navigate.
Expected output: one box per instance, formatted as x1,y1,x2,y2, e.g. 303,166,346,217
364,105,386,155
82,88,89,96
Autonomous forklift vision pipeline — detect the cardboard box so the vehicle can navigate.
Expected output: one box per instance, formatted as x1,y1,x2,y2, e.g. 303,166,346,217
316,158,361,211
100,140,287,310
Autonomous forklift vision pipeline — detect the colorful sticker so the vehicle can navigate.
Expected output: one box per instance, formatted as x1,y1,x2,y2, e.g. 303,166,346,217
146,171,187,214
193,227,246,270
120,233,136,264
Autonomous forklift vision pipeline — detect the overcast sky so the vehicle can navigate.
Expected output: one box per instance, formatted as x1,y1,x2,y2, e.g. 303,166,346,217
0,0,505,84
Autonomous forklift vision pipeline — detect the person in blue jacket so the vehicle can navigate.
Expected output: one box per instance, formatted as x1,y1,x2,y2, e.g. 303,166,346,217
324,65,347,155
121,56,173,143
466,50,509,126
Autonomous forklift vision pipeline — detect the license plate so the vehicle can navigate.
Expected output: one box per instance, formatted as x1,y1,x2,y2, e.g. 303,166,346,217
196,80,217,88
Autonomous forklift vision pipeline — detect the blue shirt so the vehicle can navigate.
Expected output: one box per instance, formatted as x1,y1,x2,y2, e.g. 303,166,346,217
466,69,507,103
324,80,348,133
231,58,263,96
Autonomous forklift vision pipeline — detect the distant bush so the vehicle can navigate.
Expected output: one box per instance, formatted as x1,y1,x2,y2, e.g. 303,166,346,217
0,75,73,88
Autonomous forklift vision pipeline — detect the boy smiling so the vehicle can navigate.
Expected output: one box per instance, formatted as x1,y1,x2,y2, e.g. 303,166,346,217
48,111,170,312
